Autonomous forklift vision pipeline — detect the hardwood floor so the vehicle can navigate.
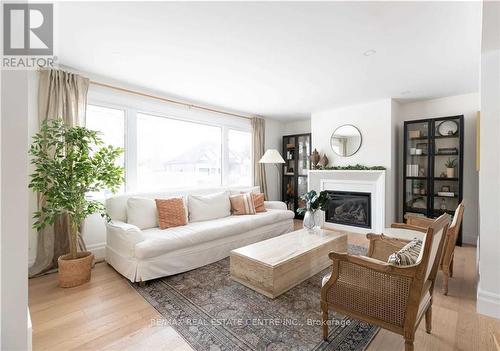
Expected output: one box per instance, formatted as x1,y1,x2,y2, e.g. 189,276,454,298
29,223,500,351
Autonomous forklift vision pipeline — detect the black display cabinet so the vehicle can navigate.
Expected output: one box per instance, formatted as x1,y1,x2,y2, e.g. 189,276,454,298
403,115,464,245
282,133,311,219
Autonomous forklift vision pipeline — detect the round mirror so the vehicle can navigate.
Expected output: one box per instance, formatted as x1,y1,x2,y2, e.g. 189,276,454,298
330,125,362,157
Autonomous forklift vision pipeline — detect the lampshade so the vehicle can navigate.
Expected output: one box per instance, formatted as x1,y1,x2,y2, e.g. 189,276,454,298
258,149,285,164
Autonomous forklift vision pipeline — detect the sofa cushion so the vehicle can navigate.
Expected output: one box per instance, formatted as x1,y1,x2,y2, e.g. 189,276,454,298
135,208,294,259
188,191,231,222
230,193,256,215
388,238,423,266
252,193,266,213
127,197,158,230
155,198,187,229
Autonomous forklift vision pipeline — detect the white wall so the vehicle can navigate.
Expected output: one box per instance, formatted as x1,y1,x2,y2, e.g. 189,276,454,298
283,119,311,135
1,70,31,350
396,93,479,245
311,99,396,225
477,0,500,319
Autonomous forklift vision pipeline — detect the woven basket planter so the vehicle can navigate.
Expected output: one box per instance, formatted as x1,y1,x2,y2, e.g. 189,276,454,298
57,251,94,288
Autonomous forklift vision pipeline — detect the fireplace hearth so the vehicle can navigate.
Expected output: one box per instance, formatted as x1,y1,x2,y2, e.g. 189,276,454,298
325,191,371,229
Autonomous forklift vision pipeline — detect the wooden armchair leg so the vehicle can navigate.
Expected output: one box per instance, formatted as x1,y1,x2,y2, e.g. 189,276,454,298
442,271,450,296
321,302,329,341
425,305,432,334
450,256,454,278
404,339,414,351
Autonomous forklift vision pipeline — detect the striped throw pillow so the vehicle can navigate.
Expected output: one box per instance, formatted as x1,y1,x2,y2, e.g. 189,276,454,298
229,193,256,215
388,238,423,266
251,193,266,213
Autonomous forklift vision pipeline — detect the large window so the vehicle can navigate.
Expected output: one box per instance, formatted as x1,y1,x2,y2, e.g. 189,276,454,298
86,104,125,194
86,94,253,193
227,129,252,186
137,113,222,191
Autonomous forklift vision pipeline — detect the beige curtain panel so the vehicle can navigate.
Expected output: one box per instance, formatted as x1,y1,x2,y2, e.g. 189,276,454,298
252,117,268,199
29,69,90,277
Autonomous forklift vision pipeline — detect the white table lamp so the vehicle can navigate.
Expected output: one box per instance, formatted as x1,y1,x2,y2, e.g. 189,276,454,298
259,149,285,199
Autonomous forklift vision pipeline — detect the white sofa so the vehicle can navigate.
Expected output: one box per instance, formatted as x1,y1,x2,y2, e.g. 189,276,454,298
105,186,295,282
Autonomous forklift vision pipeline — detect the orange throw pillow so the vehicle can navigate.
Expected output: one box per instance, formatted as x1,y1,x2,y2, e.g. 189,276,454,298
230,193,256,215
251,193,266,212
155,198,187,229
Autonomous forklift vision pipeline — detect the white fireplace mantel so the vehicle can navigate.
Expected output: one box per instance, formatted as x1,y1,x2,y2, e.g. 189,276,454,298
308,170,386,234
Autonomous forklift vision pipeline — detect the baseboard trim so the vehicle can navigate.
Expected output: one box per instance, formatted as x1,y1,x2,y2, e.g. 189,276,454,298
477,287,500,320
86,242,106,261
28,243,106,267
462,232,477,246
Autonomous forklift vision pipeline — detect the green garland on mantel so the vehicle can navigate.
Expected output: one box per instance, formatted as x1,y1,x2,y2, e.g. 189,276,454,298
314,164,386,171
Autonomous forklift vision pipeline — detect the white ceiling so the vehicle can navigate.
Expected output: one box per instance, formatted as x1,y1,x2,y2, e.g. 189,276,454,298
55,2,482,120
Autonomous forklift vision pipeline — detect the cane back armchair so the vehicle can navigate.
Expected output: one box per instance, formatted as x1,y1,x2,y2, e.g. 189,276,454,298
320,214,449,351
393,201,464,295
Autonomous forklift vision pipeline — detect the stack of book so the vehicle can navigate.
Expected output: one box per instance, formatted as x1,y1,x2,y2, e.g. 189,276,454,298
406,164,420,176
437,147,458,155
437,191,455,197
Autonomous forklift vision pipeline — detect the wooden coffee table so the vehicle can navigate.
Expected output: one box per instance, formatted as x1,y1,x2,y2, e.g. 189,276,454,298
229,228,347,298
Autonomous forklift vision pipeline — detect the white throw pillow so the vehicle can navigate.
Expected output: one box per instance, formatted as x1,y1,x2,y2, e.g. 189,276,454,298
127,197,158,230
188,191,231,222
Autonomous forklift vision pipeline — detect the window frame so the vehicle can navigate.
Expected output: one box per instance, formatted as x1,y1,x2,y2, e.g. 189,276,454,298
85,102,128,192
87,91,253,193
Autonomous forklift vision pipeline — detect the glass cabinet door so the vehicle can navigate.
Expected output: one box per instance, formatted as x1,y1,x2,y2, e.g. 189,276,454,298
432,116,461,217
297,135,311,176
404,121,430,217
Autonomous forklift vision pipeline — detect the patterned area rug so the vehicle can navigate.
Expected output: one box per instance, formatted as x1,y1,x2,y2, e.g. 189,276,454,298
132,244,378,351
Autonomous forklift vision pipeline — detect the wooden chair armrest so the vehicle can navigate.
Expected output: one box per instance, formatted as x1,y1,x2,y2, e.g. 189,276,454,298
365,233,409,261
391,223,428,233
404,214,435,228
328,251,418,278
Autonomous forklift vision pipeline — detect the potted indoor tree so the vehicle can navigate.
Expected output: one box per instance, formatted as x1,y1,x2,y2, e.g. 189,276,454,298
445,158,457,178
29,119,124,287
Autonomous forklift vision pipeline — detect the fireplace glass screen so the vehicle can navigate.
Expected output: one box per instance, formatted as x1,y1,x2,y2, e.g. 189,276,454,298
325,191,371,228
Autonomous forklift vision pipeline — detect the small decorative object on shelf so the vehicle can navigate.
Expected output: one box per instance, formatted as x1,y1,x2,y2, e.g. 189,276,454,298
437,120,459,136
310,148,320,169
445,158,457,178
318,154,329,167
297,190,329,230
440,199,447,210
413,181,422,195
441,185,450,192
409,130,422,139
416,142,428,154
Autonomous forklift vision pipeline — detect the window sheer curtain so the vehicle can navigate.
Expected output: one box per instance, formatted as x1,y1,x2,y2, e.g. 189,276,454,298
29,69,90,277
251,117,268,199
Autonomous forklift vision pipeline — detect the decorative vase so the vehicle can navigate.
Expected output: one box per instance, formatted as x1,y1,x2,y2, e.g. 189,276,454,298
57,251,94,288
310,148,320,168
446,167,455,178
318,154,329,167
303,209,317,230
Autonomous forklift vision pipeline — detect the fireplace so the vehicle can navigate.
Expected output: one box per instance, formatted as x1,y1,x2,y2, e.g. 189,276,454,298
325,191,371,229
